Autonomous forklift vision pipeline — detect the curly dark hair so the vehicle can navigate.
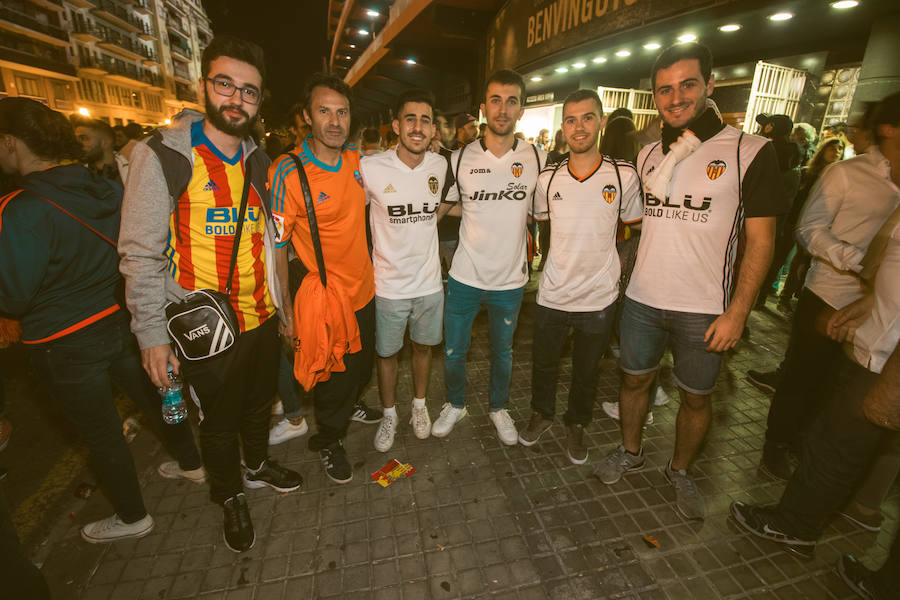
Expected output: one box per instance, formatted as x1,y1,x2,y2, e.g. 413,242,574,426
0,97,80,162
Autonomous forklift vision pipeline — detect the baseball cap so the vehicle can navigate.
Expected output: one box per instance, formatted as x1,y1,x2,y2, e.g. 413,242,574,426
454,113,476,131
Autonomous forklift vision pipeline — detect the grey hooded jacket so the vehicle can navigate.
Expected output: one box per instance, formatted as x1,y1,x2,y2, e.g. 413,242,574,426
118,109,282,350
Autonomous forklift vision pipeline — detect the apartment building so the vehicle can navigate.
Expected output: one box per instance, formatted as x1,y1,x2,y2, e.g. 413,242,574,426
0,0,213,127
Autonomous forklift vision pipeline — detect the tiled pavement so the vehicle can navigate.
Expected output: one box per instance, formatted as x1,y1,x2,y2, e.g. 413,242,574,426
36,292,897,599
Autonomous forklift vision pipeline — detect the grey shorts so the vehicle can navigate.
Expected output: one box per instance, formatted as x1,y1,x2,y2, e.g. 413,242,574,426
375,290,444,357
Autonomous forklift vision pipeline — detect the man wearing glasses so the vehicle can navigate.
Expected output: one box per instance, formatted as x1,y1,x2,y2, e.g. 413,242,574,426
119,36,301,554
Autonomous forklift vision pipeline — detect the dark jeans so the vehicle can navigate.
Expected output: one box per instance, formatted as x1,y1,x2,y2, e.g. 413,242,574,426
278,351,304,420
30,311,201,522
765,288,842,446
775,355,892,540
308,299,375,451
0,482,50,599
532,304,615,426
760,216,793,296
871,529,900,596
182,317,279,504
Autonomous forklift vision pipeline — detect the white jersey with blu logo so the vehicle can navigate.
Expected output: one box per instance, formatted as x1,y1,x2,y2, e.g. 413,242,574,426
627,125,784,315
533,156,643,312
362,149,450,300
443,138,546,290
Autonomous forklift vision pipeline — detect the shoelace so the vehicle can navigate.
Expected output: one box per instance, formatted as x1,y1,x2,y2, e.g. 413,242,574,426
411,408,428,428
377,416,396,442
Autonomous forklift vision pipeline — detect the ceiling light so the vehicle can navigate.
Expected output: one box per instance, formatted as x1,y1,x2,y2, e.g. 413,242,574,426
345,55,352,59
643,42,661,50
77,107,90,116
405,58,416,65
615,50,631,57
530,76,542,82
830,0,858,7
358,29,369,35
718,24,741,32
677,33,697,43
349,44,356,49
366,9,379,17
592,56,607,63
572,62,586,69
768,12,793,21
555,67,568,73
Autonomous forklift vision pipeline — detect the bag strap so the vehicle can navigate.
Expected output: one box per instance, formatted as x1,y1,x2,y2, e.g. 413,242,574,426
224,159,252,295
288,153,327,287
37,194,117,248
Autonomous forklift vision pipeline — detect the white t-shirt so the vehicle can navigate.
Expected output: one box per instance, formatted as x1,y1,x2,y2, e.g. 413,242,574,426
443,138,547,291
361,148,449,300
533,155,643,311
628,126,784,315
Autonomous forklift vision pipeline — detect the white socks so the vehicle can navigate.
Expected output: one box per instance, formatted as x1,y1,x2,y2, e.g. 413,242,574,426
383,406,398,418
413,397,426,408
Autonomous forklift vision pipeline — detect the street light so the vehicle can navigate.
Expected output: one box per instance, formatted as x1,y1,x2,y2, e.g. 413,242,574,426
77,107,90,116
718,24,741,32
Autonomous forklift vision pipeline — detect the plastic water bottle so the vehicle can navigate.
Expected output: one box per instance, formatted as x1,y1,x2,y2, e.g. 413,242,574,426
160,366,187,425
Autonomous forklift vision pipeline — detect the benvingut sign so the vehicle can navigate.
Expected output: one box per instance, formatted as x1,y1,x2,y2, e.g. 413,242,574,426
487,0,723,72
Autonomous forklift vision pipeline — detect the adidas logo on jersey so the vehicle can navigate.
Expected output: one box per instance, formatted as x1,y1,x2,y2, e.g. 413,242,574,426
202,180,220,191
383,183,397,193
552,191,563,201
317,191,330,204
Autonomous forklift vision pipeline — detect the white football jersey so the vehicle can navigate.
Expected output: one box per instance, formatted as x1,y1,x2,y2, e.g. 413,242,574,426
362,149,450,300
443,138,547,290
533,156,643,311
627,126,784,315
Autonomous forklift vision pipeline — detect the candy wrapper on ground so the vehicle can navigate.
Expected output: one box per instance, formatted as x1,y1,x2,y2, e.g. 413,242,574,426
371,459,415,487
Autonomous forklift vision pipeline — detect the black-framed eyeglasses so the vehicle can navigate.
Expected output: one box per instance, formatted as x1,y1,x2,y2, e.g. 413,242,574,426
205,77,261,105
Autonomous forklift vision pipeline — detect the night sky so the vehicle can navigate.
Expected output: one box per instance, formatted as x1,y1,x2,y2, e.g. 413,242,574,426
201,0,330,128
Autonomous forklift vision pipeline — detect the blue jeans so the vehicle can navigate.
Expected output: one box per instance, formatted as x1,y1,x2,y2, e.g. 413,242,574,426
532,304,616,426
277,351,303,420
444,277,524,411
29,311,202,522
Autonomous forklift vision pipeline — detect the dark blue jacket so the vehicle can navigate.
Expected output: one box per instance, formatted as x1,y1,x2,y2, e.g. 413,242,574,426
0,164,123,344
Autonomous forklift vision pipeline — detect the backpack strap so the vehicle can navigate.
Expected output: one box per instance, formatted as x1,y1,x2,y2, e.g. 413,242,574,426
145,130,192,243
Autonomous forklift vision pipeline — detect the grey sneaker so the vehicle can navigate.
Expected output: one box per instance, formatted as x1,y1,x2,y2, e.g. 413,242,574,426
665,460,706,520
517,413,553,446
594,445,645,484
565,424,588,465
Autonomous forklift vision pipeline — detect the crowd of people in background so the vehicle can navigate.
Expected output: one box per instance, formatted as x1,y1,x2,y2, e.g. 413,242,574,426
0,32,898,600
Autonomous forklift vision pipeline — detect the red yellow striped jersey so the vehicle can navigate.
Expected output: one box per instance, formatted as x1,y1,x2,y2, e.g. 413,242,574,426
165,120,274,332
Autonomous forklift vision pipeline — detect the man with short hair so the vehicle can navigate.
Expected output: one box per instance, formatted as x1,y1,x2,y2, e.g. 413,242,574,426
119,35,301,553
433,69,547,444
75,119,125,185
269,73,382,484
118,122,143,162
434,110,455,151
454,113,477,149
283,102,311,154
594,43,785,520
113,125,128,150
519,89,642,464
360,127,382,156
362,89,452,452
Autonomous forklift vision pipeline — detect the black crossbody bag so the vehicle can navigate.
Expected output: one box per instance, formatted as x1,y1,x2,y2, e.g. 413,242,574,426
287,152,327,288
164,164,252,361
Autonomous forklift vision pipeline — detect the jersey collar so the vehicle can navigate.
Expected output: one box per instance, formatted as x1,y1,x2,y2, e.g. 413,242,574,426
567,156,604,182
302,136,342,173
191,119,242,165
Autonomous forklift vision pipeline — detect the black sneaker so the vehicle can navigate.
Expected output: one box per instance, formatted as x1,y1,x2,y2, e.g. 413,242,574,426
243,458,302,493
351,400,383,424
320,441,353,484
222,492,254,553
759,442,799,482
747,369,779,393
729,501,815,560
837,555,880,600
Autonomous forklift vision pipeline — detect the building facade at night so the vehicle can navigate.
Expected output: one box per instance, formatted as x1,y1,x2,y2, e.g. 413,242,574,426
0,0,211,126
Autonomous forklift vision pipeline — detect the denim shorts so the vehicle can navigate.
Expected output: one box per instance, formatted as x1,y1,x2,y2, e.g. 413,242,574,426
619,296,721,395
375,290,444,357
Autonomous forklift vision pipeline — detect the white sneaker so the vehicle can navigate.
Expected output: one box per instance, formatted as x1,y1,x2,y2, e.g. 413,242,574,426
81,514,154,544
653,387,670,406
431,403,467,438
271,399,284,415
489,409,518,446
157,461,207,484
374,413,397,452
410,404,431,440
601,401,653,426
268,418,309,445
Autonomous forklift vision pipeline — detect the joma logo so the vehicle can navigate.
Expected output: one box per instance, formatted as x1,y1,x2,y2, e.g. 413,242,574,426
184,324,210,340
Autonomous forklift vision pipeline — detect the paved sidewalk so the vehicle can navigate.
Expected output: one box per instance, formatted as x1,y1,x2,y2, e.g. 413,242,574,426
37,295,897,599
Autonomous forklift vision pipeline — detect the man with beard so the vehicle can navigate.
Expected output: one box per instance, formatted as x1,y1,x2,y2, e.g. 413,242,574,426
268,73,382,484
594,43,784,520
74,118,125,186
432,69,547,444
119,36,301,553
362,89,452,452
518,89,642,463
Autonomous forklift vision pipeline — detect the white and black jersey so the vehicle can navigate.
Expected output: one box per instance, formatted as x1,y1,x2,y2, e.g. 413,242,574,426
362,149,451,300
627,126,784,315
533,156,643,312
442,138,547,290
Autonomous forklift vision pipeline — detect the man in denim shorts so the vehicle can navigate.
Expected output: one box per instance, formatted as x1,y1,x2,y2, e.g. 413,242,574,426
361,89,452,452
594,43,785,520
